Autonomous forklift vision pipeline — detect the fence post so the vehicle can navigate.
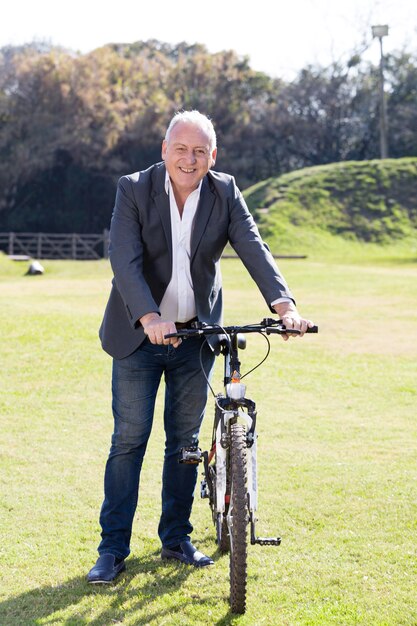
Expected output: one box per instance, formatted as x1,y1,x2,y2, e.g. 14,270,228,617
37,233,42,259
72,233,77,259
8,232,14,255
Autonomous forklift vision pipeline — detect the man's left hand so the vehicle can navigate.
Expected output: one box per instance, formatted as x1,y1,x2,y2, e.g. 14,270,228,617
273,302,314,341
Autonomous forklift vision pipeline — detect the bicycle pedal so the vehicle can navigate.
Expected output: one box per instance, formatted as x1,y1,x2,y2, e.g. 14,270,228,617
178,446,203,464
252,536,282,546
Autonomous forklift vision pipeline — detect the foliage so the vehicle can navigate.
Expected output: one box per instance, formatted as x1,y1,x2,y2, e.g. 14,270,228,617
1,40,417,233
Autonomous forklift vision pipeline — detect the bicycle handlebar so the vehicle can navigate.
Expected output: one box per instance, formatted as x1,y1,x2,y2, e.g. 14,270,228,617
164,318,318,340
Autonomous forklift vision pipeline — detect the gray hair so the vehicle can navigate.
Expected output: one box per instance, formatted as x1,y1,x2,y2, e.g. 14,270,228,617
165,110,217,151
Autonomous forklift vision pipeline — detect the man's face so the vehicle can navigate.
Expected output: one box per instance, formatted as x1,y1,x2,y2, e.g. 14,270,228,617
162,121,217,197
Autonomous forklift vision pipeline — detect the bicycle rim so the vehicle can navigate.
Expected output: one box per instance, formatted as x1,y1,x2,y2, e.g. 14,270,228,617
228,422,248,614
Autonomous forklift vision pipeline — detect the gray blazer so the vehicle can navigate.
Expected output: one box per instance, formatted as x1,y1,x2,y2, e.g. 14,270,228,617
99,162,294,359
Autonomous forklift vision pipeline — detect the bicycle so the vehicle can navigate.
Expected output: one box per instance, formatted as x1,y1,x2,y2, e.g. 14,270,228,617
165,318,318,614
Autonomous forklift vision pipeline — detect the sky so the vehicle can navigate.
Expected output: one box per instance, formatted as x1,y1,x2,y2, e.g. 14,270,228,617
2,0,416,79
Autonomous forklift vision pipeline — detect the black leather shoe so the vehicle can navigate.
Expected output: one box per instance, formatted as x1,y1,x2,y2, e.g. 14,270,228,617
87,554,126,583
161,541,214,567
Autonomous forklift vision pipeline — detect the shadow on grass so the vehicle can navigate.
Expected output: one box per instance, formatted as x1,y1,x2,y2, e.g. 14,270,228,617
0,549,244,625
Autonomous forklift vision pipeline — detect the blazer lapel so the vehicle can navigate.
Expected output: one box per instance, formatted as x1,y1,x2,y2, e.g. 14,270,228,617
151,164,173,265
190,176,216,262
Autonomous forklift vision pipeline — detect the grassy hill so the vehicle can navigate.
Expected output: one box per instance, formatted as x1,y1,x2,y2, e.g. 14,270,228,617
244,158,417,261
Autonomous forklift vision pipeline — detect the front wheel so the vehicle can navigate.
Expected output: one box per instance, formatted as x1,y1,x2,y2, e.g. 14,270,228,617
228,423,248,614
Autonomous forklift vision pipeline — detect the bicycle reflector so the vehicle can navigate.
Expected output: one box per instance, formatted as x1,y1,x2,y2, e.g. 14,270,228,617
226,371,246,400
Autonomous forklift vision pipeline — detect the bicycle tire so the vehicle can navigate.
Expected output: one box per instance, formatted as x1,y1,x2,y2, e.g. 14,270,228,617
229,422,248,614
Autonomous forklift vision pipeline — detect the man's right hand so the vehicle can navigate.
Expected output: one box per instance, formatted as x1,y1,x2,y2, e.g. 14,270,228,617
140,313,182,348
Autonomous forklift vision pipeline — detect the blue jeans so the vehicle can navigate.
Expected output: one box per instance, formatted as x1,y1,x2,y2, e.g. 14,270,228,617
98,337,215,559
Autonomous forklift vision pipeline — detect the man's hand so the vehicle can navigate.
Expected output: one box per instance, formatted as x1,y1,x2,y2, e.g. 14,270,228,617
140,313,182,348
273,302,315,341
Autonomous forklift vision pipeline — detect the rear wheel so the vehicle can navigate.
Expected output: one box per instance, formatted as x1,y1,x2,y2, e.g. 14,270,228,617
228,423,248,614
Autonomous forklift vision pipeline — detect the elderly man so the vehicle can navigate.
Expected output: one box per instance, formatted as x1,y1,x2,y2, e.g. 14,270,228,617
87,110,313,583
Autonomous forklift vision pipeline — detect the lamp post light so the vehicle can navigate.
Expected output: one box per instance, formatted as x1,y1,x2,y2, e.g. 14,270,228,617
372,24,389,159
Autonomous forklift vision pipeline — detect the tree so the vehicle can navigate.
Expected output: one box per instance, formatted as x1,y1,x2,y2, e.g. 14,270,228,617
1,39,417,233
386,51,417,158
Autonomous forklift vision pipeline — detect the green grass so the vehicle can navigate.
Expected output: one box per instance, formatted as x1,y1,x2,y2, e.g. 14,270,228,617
244,158,417,260
1,250,417,625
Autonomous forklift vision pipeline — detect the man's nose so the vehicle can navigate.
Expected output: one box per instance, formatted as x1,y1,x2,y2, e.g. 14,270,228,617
185,150,196,164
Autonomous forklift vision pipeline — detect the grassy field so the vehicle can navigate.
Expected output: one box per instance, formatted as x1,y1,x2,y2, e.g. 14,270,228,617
0,250,416,625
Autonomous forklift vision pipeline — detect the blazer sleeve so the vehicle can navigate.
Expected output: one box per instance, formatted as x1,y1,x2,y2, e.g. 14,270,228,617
108,175,160,327
227,179,295,309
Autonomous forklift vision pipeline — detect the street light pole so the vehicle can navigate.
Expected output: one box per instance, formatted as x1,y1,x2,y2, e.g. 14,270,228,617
372,25,389,159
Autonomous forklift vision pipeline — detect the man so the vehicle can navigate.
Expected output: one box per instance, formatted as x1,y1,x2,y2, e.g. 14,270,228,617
87,110,313,583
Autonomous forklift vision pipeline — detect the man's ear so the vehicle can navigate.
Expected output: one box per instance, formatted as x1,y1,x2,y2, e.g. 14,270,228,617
211,147,217,167
161,140,167,160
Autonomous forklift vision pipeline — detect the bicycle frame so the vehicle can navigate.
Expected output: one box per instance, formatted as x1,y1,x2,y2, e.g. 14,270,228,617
166,318,317,613
202,332,275,548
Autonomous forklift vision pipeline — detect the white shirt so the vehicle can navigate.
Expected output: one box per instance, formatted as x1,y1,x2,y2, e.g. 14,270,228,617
159,174,201,322
158,173,291,322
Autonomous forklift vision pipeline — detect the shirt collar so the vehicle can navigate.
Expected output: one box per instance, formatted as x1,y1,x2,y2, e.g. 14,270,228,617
164,170,203,196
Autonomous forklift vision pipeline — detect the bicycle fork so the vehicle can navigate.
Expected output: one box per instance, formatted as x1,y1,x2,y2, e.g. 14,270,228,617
202,408,281,547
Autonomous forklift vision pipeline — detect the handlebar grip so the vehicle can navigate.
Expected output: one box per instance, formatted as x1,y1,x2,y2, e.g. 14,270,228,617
269,325,318,334
277,319,318,334
164,329,202,339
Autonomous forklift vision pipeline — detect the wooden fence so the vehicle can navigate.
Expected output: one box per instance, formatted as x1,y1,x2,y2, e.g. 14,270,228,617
0,231,109,260
0,231,307,261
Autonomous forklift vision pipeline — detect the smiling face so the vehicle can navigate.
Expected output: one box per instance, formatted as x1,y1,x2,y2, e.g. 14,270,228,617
162,121,217,201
